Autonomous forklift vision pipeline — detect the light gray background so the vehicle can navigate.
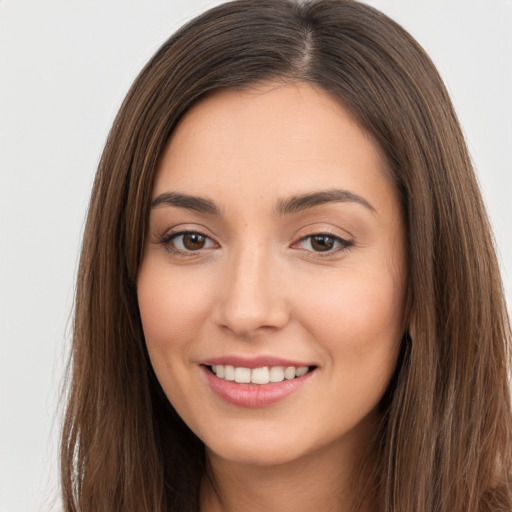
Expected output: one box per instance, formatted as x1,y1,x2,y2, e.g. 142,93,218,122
1,1,511,510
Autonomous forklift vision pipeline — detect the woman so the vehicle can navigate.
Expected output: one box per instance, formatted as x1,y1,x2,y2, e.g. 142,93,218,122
60,0,512,510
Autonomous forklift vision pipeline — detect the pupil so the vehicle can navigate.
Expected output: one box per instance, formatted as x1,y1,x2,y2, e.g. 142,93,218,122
183,233,205,250
311,235,334,251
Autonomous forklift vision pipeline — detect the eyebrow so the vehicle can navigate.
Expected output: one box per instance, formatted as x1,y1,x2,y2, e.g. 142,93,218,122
275,188,376,215
151,188,376,216
151,192,220,215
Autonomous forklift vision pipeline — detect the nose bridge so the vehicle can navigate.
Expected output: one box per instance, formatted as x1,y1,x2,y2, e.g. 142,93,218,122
214,237,288,337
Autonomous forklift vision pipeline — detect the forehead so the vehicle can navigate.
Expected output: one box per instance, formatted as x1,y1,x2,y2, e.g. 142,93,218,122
152,82,395,213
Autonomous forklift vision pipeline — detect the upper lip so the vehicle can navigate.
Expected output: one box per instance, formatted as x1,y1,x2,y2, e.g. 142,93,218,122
200,356,315,369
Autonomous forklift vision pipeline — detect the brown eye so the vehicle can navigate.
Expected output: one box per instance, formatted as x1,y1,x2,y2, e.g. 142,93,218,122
294,233,352,254
182,233,206,250
161,231,216,254
310,235,335,251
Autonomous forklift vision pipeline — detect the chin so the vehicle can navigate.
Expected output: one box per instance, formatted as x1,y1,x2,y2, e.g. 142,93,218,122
203,427,311,467
209,443,304,467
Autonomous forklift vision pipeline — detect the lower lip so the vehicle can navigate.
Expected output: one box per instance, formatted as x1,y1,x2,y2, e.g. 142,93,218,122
201,366,315,408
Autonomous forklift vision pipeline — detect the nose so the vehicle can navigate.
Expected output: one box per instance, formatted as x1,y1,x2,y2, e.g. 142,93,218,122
212,245,290,338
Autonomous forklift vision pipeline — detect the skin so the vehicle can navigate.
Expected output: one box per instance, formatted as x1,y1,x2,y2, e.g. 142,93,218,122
137,82,407,512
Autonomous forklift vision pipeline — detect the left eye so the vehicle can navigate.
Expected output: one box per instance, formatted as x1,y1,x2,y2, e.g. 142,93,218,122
295,234,351,252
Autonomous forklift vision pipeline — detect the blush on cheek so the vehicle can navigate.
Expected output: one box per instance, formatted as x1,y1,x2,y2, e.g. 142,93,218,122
138,269,211,341
301,278,402,352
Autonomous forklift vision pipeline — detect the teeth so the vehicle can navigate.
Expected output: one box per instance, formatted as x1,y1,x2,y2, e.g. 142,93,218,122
211,365,310,384
234,367,251,383
269,366,285,382
251,366,270,384
284,366,296,379
224,365,235,381
295,366,308,377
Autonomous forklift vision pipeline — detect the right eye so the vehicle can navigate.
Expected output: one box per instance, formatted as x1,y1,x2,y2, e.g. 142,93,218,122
160,231,217,255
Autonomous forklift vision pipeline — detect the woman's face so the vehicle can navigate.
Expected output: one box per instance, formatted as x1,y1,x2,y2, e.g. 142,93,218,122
138,83,406,466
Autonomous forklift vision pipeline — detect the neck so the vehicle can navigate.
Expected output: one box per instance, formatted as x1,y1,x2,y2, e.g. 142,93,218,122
199,421,378,512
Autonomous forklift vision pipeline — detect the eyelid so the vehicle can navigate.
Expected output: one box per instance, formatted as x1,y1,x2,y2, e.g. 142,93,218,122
156,223,218,243
291,221,354,239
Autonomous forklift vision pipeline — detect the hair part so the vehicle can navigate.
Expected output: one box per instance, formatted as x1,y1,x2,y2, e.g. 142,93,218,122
61,1,512,510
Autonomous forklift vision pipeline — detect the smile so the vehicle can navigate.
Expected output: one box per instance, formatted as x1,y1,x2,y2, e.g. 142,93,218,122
209,364,310,384
201,361,317,408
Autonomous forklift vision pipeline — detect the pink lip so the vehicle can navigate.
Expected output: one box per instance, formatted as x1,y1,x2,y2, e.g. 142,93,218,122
201,355,313,369
200,364,316,408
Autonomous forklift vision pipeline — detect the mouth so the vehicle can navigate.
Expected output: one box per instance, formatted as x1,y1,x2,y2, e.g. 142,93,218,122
205,364,317,385
201,362,317,408
200,356,318,407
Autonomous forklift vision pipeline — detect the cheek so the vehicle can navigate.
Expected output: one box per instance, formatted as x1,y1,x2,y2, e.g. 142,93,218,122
138,265,209,345
306,271,402,327
306,271,403,416
298,267,404,364
137,263,217,420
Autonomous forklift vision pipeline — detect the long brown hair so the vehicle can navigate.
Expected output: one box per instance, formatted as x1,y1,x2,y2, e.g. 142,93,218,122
61,1,512,510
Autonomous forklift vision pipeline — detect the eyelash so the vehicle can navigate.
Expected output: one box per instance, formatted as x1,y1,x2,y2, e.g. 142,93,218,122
159,229,354,258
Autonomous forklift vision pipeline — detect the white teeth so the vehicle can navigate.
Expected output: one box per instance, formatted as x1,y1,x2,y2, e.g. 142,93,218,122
234,367,251,383
211,364,311,384
269,366,285,382
251,367,270,384
284,366,296,379
224,365,235,381
296,366,308,377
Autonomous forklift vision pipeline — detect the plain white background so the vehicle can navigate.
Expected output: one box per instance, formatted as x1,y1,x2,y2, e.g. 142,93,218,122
1,1,511,510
